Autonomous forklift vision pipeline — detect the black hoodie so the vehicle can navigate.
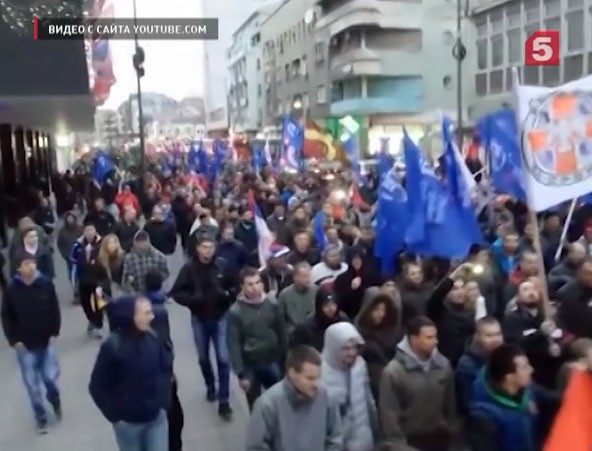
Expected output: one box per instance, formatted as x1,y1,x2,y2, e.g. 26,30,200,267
289,288,349,352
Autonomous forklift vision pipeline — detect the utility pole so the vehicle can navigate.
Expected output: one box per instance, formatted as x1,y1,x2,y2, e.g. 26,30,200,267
132,0,146,192
452,0,467,147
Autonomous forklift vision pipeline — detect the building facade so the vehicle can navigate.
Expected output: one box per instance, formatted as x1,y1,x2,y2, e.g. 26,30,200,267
202,0,279,135
468,0,592,119
227,7,277,133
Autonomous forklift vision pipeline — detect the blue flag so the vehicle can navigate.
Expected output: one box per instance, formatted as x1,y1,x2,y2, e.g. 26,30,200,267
188,142,200,173
477,109,527,201
441,118,484,245
342,134,362,184
282,115,304,170
374,167,409,274
92,150,115,187
403,130,476,259
210,139,226,184
313,211,327,251
377,141,394,180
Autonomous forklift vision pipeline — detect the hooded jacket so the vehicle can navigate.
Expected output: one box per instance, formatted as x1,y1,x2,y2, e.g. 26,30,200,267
89,296,173,424
379,336,457,450
321,322,377,451
9,241,55,279
468,371,539,451
144,218,177,255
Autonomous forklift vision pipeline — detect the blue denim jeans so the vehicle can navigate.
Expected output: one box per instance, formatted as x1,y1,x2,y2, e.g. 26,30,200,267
191,315,230,403
15,344,60,424
113,409,168,451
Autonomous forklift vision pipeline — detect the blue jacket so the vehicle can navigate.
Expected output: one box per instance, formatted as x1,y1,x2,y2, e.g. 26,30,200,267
89,296,173,424
217,239,248,274
455,341,487,414
144,291,172,351
469,371,538,451
68,235,102,284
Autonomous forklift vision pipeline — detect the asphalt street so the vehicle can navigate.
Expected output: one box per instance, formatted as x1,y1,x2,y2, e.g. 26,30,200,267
0,240,248,451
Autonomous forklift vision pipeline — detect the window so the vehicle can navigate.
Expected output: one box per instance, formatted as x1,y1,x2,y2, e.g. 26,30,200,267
589,52,592,75
543,66,560,86
475,16,487,37
505,67,514,90
524,0,540,23
566,11,584,51
490,9,503,33
257,84,262,96
491,34,503,67
365,28,422,51
524,24,539,47
301,56,308,77
317,85,327,104
314,42,325,63
489,69,503,93
524,66,539,84
543,0,561,17
256,59,260,70
284,63,290,81
507,29,521,63
505,3,521,28
475,73,487,96
477,39,488,69
568,0,583,8
544,17,560,31
564,55,584,81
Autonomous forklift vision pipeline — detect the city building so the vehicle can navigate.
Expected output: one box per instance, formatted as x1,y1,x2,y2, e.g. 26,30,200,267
95,109,124,148
468,0,592,119
0,2,94,227
202,0,279,135
258,0,326,131
314,0,476,153
227,5,279,133
117,92,178,136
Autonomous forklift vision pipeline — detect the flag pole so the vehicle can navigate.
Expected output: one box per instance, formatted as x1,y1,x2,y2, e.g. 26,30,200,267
511,67,552,318
554,198,578,262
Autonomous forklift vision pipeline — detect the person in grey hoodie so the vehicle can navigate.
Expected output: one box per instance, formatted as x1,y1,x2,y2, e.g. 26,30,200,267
321,322,378,451
247,345,343,451
278,262,317,338
378,316,458,451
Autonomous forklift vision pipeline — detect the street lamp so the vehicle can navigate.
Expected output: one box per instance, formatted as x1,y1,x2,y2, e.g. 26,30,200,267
132,0,146,192
452,0,468,146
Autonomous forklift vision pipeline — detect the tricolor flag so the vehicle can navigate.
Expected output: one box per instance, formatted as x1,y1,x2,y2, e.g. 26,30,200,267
248,190,274,267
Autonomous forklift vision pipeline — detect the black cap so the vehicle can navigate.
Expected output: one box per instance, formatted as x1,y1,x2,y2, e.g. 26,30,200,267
315,287,336,306
134,230,149,242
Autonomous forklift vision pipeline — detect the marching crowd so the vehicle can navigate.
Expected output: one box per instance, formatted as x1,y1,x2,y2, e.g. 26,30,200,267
2,161,592,451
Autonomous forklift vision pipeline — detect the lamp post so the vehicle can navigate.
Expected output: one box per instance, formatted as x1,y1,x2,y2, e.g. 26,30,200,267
452,0,467,146
132,0,146,192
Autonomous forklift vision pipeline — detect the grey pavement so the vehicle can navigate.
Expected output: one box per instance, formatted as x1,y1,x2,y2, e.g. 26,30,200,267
0,241,248,451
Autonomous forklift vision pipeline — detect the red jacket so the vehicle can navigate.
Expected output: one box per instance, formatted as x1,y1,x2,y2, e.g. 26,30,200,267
115,192,140,218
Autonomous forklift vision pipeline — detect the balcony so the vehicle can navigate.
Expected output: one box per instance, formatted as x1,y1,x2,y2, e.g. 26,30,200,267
329,27,423,79
316,0,422,38
330,75,424,116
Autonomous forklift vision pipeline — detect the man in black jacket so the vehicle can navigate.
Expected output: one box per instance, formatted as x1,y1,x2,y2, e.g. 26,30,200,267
169,235,236,420
1,252,61,434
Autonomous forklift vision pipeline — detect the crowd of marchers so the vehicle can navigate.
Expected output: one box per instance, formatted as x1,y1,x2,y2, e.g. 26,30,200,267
3,163,592,451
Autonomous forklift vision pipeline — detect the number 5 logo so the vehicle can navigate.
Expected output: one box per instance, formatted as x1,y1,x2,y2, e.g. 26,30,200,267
525,30,560,66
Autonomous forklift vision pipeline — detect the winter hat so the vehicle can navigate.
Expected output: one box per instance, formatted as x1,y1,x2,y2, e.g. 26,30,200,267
315,287,336,307
268,244,290,259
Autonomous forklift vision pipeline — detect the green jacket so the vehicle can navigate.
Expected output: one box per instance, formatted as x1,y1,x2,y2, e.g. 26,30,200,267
227,295,286,377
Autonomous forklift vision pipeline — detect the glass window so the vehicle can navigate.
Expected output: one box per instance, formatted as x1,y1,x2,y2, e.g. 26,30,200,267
489,70,503,93
477,39,488,69
475,73,487,96
543,66,560,86
543,0,561,17
566,11,584,51
568,0,583,8
524,0,540,23
524,66,539,84
524,24,539,46
491,34,503,67
506,3,521,27
505,67,515,90
564,54,584,81
475,16,487,37
544,17,560,31
507,29,521,63
490,9,503,33
316,85,327,104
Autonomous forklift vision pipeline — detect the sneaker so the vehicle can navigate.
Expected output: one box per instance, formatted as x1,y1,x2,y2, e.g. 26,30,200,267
218,403,233,421
36,421,49,435
206,387,217,402
93,329,103,340
51,402,62,421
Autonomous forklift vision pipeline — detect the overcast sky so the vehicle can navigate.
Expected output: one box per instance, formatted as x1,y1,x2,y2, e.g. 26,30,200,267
102,0,204,110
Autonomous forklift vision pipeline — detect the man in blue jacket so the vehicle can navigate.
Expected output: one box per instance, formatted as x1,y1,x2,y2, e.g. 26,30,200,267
89,295,173,451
